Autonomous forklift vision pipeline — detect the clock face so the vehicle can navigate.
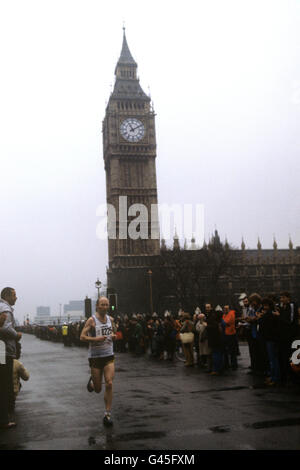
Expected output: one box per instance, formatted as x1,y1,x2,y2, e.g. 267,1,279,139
120,118,145,142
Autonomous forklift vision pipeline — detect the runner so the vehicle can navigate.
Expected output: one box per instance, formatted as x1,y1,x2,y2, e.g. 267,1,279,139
80,296,116,426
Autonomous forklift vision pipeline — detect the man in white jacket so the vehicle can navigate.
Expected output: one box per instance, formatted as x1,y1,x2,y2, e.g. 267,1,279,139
0,287,22,428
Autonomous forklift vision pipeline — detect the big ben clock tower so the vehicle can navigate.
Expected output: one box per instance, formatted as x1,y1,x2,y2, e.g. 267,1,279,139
102,29,161,313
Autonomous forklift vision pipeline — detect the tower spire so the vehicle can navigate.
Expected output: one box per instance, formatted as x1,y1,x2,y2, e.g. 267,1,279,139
112,28,149,100
116,27,137,71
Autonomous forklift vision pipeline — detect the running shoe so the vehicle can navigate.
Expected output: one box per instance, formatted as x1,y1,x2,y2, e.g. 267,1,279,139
103,414,113,427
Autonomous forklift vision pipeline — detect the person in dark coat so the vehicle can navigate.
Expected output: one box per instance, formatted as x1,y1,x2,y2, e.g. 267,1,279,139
277,292,298,385
258,298,281,385
164,314,177,361
206,307,224,375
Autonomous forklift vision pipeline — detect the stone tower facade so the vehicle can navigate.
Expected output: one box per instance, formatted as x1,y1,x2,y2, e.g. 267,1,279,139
102,29,161,313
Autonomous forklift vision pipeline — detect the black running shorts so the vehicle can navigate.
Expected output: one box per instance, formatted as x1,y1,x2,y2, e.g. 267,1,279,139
89,355,115,369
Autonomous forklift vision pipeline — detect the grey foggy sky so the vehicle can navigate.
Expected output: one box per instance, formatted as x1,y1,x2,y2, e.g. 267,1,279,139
0,0,300,321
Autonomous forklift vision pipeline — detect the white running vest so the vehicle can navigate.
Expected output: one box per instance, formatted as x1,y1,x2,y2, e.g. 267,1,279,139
88,314,114,358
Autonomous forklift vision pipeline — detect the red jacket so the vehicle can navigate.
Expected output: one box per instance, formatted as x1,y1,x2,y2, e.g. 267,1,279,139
222,310,236,335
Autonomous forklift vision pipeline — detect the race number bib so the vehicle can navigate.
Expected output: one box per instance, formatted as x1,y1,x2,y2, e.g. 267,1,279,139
102,327,112,336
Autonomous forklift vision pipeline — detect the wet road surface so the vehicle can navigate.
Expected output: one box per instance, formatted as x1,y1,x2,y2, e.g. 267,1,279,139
1,333,300,450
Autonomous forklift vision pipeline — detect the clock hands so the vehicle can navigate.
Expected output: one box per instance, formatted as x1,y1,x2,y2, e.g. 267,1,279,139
121,119,144,141
130,123,144,133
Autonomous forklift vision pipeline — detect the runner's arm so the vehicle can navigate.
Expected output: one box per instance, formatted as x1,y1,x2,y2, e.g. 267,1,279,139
109,316,117,340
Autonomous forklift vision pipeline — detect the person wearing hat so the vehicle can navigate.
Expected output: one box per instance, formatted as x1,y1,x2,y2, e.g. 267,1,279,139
206,305,224,375
236,295,255,370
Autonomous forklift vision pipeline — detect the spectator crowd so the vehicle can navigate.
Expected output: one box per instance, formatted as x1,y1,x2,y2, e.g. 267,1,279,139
1,285,300,429
20,290,300,387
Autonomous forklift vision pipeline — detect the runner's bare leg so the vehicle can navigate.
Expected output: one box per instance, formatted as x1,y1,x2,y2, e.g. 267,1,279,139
91,367,104,393
103,362,115,412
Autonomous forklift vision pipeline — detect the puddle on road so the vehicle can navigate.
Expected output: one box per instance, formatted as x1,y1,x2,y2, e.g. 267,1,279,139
87,430,166,449
88,429,115,449
115,431,166,442
210,425,231,433
191,386,248,394
88,436,97,446
207,417,300,436
245,417,300,430
126,375,173,379
167,414,300,441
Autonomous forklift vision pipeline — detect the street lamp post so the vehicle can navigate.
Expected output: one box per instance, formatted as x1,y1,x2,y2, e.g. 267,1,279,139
147,270,153,315
95,278,102,299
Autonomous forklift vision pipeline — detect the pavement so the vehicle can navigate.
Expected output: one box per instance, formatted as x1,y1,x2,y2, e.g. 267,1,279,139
1,333,300,450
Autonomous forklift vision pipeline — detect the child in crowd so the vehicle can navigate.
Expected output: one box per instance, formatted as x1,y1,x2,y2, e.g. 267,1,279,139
13,359,30,405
